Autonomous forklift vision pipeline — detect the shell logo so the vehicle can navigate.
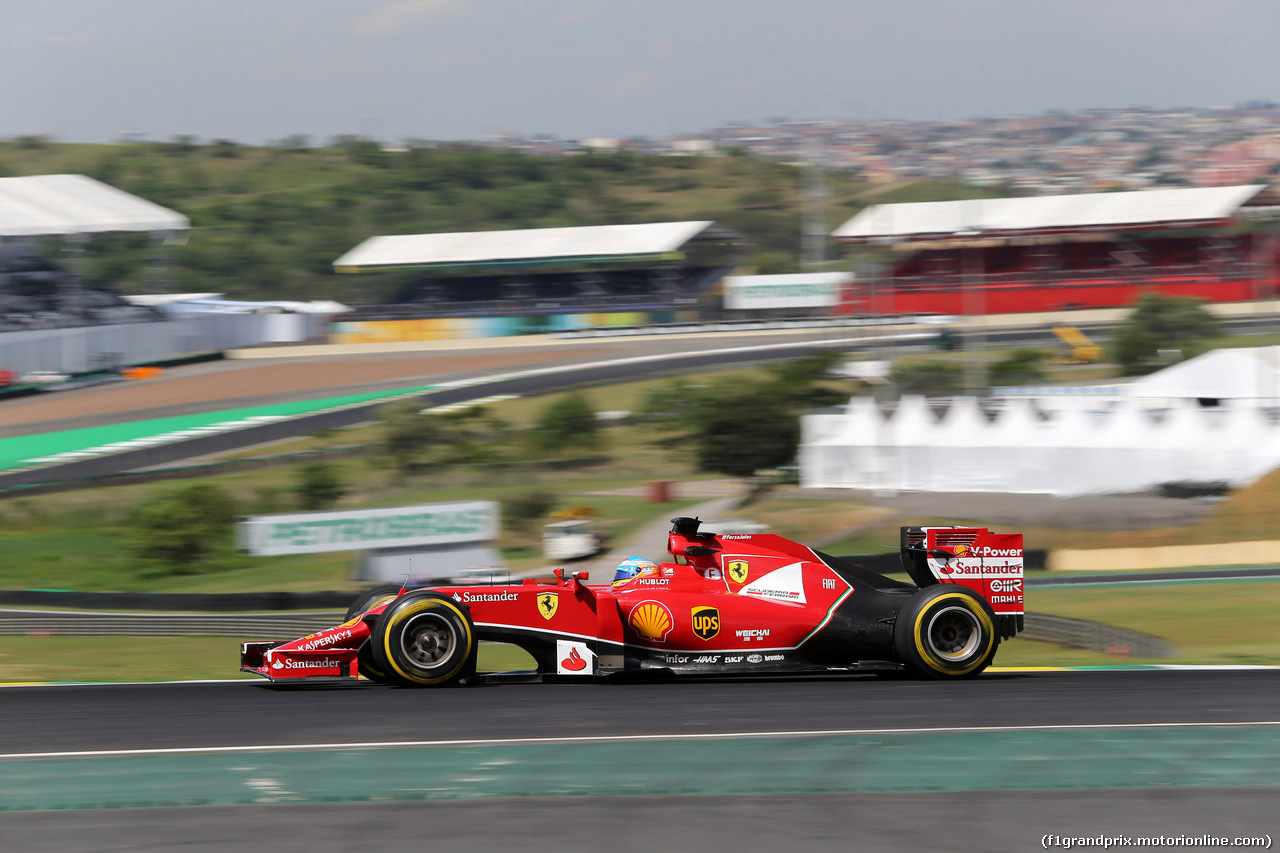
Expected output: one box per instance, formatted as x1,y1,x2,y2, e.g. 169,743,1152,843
628,600,673,642
953,544,969,557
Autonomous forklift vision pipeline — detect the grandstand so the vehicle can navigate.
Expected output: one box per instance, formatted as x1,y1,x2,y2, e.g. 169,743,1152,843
0,175,188,332
832,185,1280,314
331,221,747,341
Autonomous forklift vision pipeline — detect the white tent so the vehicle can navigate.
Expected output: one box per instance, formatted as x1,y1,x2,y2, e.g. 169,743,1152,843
1129,346,1280,404
0,174,189,237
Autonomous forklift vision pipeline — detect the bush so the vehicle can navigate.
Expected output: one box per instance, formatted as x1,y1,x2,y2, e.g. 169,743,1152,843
378,398,440,474
1113,293,1220,375
989,348,1047,386
892,360,963,396
535,392,600,449
295,463,346,511
503,491,558,536
127,484,238,570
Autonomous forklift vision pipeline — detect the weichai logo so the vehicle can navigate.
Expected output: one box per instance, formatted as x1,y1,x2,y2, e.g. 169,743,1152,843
691,606,720,641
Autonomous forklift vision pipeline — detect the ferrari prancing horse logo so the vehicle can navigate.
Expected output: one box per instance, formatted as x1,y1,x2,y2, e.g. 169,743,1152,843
538,592,558,620
727,560,749,584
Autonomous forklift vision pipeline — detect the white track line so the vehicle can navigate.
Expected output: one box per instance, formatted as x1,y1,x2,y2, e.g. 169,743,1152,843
4,720,1280,761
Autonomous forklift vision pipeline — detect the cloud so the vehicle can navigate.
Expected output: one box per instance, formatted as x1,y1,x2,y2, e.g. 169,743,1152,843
642,40,675,61
1079,0,1243,33
424,52,481,69
353,0,462,37
600,68,659,103
42,26,100,48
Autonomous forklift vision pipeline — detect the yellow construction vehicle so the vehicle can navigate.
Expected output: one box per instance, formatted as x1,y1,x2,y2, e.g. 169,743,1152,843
1050,325,1102,364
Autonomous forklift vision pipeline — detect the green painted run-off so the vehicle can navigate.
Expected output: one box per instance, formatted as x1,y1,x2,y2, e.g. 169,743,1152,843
0,385,434,472
3,726,1280,812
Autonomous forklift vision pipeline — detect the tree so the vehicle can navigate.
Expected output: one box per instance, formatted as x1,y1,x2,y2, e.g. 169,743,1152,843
1113,293,1220,375
693,387,799,477
535,392,600,449
295,463,346,511
127,484,238,570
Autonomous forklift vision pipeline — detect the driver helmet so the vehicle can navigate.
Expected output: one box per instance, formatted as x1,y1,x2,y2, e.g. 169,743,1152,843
613,556,657,585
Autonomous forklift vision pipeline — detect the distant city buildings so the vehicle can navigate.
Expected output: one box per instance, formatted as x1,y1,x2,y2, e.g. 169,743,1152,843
481,104,1280,193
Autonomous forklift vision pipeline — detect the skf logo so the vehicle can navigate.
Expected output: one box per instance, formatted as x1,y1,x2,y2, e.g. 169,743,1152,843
537,592,558,620
629,601,673,642
727,560,749,584
691,606,720,641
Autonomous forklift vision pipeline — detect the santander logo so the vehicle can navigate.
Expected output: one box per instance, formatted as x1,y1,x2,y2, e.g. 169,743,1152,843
561,647,588,672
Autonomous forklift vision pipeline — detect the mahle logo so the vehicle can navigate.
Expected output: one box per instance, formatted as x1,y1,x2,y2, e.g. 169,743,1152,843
691,606,720,641
727,560,749,584
537,592,558,620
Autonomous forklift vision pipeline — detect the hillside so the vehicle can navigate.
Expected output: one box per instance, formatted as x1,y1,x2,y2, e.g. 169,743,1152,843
0,138,999,305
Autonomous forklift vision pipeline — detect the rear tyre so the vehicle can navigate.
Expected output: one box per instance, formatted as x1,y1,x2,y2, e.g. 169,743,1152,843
371,591,475,687
345,584,404,622
894,585,998,679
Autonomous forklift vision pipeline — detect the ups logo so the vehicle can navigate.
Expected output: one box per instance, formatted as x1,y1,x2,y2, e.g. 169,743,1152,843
691,606,720,641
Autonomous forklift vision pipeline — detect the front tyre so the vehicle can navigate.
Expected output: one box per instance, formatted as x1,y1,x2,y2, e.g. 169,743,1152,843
894,585,997,679
345,583,404,622
371,592,475,687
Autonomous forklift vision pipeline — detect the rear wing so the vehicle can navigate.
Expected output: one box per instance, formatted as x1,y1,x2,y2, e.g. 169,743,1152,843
901,526,1024,639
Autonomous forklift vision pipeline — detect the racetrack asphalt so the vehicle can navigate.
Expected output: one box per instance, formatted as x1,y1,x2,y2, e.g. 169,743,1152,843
3,670,1277,755
2,670,1279,851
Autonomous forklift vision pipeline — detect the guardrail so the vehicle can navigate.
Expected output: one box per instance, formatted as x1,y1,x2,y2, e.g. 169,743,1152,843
0,607,1177,658
1022,613,1177,658
0,610,343,638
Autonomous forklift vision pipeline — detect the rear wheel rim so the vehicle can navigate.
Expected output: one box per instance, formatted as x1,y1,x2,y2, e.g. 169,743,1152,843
925,606,982,661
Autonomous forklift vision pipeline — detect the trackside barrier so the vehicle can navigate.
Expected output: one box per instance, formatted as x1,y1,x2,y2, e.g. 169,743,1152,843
0,590,353,611
0,608,1175,656
0,610,342,638
1020,613,1177,658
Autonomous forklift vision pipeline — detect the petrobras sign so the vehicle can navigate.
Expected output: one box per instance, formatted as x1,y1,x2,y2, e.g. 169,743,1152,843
723,272,850,311
238,501,499,555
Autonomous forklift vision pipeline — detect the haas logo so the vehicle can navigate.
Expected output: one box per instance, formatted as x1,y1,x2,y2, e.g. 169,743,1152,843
561,647,587,672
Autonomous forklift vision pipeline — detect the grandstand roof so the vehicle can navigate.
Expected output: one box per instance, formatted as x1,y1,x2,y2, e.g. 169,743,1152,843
0,174,189,237
333,221,724,272
833,185,1265,244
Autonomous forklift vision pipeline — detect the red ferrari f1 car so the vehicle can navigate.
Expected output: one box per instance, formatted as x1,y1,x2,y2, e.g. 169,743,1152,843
240,517,1024,685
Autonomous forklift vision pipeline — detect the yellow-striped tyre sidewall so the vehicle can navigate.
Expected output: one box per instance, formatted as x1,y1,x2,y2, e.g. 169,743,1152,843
378,596,474,686
912,590,996,677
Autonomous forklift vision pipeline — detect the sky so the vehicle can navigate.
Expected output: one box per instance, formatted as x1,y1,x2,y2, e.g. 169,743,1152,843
4,0,1280,145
